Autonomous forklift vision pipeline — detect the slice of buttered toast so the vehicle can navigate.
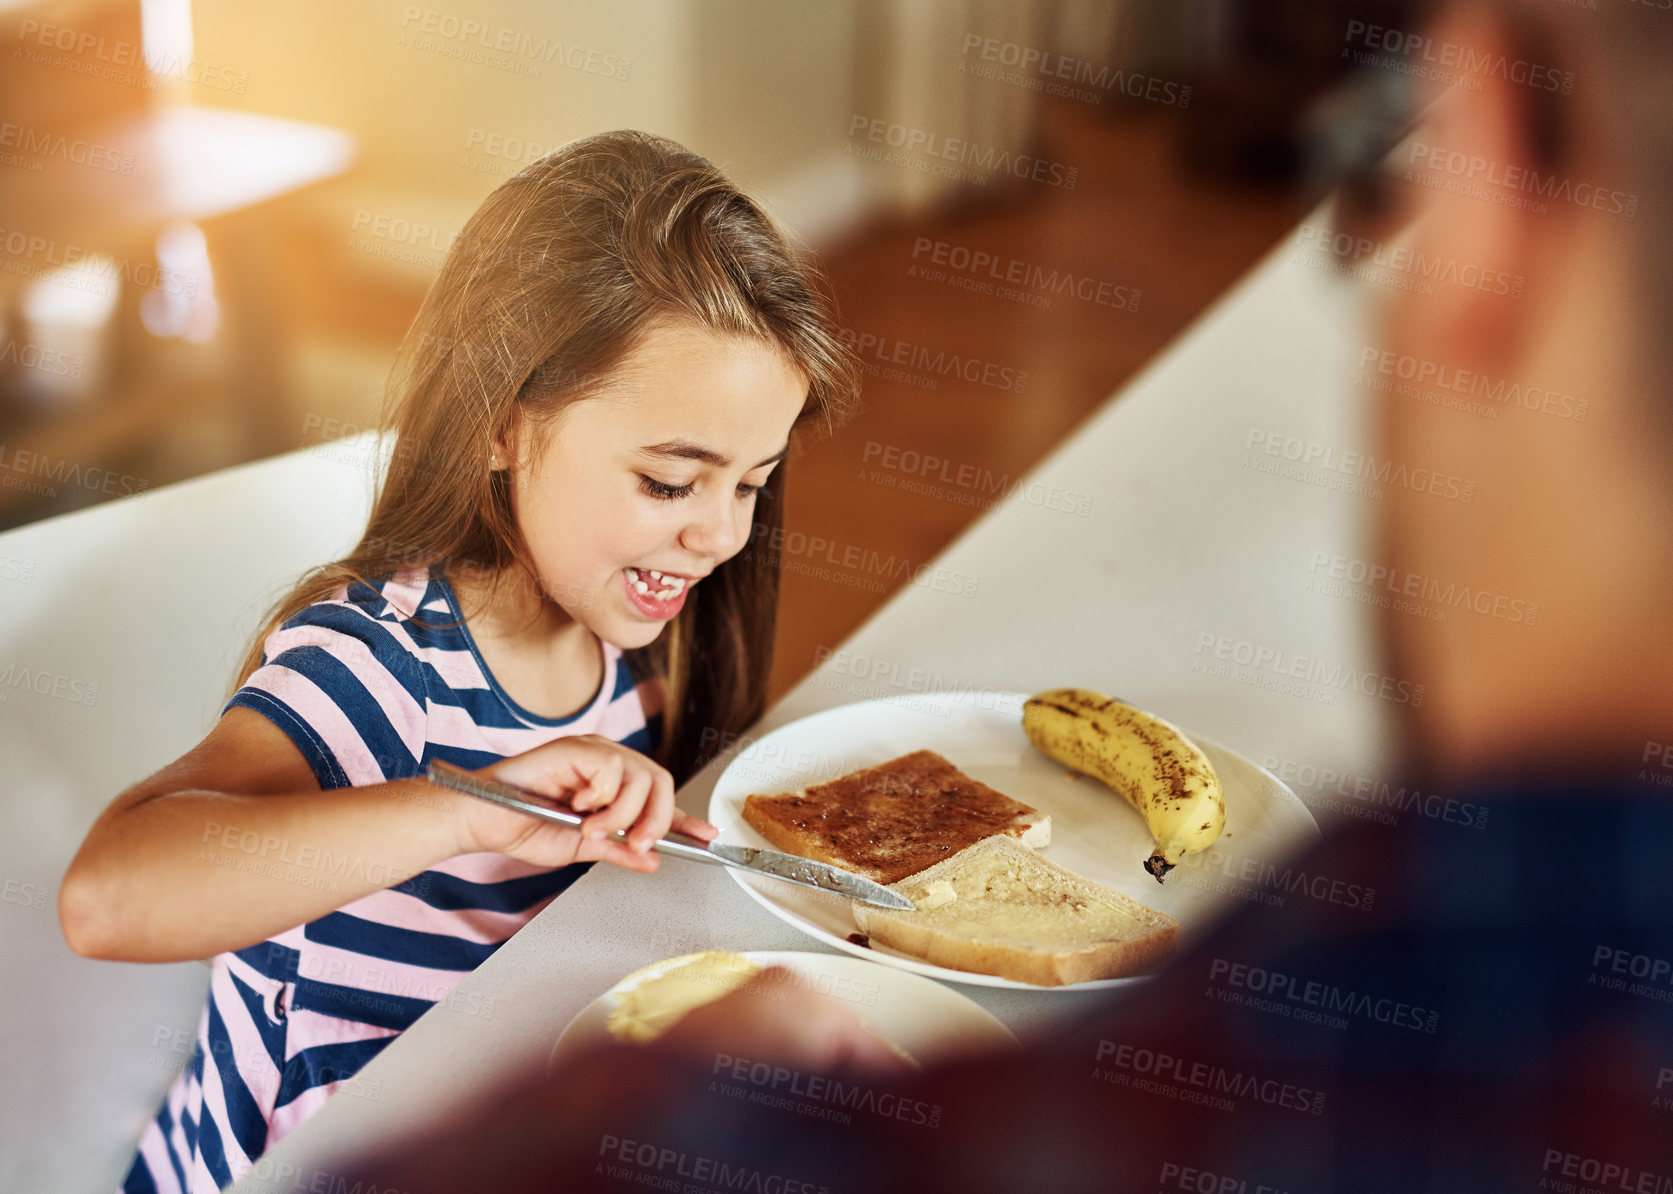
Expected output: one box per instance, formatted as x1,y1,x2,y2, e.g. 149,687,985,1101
853,835,1178,986
741,750,1049,886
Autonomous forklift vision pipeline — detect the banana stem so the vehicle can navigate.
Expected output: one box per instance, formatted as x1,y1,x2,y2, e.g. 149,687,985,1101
1144,853,1173,883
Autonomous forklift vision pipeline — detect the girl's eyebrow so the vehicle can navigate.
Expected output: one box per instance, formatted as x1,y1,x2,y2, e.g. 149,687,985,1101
637,439,789,470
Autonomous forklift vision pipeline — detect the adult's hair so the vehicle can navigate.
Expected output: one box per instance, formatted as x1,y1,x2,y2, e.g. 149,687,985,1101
1322,0,1672,380
228,129,860,783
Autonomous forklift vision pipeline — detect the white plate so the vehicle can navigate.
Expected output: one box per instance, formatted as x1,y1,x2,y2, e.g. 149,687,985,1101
550,949,1018,1068
708,691,1320,991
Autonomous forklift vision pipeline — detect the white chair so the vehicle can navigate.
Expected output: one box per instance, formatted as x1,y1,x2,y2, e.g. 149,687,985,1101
0,432,380,1193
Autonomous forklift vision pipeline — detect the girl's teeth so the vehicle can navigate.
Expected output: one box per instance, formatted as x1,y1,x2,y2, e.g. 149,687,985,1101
630,568,689,602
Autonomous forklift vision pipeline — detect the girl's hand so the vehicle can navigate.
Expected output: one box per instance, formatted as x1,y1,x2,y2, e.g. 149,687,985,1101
455,735,717,873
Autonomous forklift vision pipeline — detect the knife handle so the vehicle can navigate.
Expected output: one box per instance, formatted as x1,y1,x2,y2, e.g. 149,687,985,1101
424,759,724,865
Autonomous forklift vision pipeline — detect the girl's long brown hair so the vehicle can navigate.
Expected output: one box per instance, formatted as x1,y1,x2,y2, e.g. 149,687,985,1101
228,130,860,783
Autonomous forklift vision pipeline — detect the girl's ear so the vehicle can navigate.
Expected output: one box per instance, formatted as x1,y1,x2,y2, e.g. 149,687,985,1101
489,408,523,473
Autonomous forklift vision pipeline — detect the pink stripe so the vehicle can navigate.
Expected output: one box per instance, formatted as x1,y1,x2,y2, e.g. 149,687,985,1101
425,700,514,749
283,1005,403,1053
378,630,489,691
375,569,430,615
134,1118,182,1194
351,607,488,688
248,668,390,785
296,940,479,1006
267,1008,402,1144
593,694,650,742
188,1042,242,1181
268,1081,345,1147
173,1063,202,1166
208,961,284,1119
259,619,427,755
437,715,602,756
188,1157,220,1194
426,687,645,757
426,714,646,777
338,885,535,944
435,850,566,883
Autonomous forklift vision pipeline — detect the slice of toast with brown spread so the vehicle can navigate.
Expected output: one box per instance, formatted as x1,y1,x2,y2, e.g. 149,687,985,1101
741,749,1050,885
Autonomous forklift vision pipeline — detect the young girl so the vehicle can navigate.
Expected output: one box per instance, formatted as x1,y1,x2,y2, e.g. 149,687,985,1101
59,129,859,1194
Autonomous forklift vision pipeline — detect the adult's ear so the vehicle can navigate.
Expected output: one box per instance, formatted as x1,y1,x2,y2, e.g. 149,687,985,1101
1386,4,1568,382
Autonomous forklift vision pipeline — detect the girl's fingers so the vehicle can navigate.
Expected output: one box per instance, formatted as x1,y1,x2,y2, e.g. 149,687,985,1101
669,810,718,842
509,823,582,869
596,836,661,873
579,765,652,840
479,740,682,875
627,771,676,853
571,749,624,811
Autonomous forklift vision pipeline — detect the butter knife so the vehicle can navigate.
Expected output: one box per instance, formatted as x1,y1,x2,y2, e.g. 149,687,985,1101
426,759,916,911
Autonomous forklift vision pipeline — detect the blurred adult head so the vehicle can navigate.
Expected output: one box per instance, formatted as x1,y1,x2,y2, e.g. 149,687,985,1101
1361,0,1673,784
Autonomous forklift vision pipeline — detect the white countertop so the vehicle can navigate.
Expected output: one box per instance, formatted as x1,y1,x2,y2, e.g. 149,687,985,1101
230,211,1388,1191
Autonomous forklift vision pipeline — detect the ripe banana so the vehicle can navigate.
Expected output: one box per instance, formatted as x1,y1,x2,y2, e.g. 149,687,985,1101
1022,688,1225,882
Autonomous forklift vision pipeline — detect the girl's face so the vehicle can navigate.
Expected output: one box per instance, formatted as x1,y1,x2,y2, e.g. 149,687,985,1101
500,319,809,650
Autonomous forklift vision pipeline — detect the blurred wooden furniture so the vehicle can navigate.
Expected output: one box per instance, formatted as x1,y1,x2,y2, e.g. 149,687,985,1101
0,0,353,528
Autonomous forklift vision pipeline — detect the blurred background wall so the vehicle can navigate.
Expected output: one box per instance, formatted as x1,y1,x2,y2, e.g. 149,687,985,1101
0,0,1350,699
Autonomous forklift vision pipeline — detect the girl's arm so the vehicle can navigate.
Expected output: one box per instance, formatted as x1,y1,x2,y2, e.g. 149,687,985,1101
60,707,713,964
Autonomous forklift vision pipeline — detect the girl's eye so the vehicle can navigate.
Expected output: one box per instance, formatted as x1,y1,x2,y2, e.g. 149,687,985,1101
639,475,695,501
639,475,767,500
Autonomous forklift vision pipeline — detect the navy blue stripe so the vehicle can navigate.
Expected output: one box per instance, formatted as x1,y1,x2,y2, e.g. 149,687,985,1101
157,1098,189,1194
608,657,637,701
291,975,433,1032
410,619,470,649
421,684,561,730
414,664,640,733
263,644,419,780
234,939,300,984
422,744,506,773
226,969,287,1069
394,862,592,913
204,998,269,1162
275,1036,396,1110
196,1104,233,1192
285,602,427,709
182,1052,202,1146
306,911,499,971
120,1144,158,1194
225,689,348,790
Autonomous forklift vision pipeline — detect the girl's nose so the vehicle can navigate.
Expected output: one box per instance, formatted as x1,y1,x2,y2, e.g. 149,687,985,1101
678,490,749,562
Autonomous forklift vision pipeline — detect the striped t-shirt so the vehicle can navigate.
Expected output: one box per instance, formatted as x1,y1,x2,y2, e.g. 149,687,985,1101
121,565,660,1194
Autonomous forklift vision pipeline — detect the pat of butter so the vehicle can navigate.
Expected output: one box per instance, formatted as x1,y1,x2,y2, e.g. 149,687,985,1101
606,951,761,1044
914,880,959,910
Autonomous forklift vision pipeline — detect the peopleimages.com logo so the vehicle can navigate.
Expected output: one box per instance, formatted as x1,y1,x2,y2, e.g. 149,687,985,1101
1193,632,1424,707
847,115,1078,189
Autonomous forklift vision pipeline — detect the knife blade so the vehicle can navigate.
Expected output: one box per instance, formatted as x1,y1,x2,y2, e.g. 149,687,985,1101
425,759,916,911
